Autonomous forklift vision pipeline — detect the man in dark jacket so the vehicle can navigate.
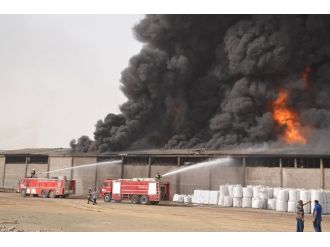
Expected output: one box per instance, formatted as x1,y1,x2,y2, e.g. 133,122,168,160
92,190,98,205
296,200,311,232
313,200,322,232
87,188,93,204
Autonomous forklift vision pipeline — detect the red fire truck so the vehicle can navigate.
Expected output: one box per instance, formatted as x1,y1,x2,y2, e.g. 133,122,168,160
17,176,76,198
99,178,170,205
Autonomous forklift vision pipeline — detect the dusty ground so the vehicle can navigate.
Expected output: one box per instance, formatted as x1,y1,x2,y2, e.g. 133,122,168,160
0,192,328,232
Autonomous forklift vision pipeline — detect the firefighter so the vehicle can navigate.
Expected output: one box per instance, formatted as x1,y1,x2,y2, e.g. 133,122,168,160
92,190,98,205
155,172,162,180
31,169,36,178
87,188,93,204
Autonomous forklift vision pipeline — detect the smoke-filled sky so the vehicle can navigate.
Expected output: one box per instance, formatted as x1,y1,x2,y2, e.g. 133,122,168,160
0,15,143,149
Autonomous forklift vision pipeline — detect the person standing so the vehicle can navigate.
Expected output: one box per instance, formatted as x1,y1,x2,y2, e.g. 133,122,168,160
296,200,311,232
313,200,322,232
87,188,93,204
155,172,162,180
92,190,98,205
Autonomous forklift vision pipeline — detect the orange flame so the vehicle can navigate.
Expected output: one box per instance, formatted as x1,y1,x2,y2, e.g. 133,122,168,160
272,89,306,144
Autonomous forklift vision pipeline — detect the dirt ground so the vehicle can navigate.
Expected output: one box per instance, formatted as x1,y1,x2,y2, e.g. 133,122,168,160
0,192,328,232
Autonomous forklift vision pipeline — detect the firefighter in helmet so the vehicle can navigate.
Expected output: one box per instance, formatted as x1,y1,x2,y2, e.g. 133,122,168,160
155,172,162,180
87,187,93,204
31,169,36,178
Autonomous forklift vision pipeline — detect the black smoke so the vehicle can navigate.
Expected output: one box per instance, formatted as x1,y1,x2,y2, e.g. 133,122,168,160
72,15,330,153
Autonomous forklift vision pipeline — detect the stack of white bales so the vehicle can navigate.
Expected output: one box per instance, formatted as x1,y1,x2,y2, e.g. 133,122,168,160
311,190,325,213
288,189,300,213
219,185,234,207
242,186,253,208
192,190,210,204
299,190,311,214
218,185,228,206
276,189,289,212
252,186,268,209
233,185,243,207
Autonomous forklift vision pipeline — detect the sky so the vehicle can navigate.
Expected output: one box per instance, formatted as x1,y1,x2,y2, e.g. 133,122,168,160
0,15,144,150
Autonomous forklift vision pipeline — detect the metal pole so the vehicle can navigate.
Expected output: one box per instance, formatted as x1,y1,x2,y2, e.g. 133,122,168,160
320,158,324,189
242,157,246,187
148,157,152,178
47,156,50,179
94,160,98,191
70,156,74,180
280,158,283,188
25,156,28,177
121,156,124,179
294,158,298,168
2,157,6,187
176,157,181,194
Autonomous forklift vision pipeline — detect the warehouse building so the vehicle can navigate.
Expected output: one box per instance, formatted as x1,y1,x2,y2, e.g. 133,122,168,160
1,148,330,197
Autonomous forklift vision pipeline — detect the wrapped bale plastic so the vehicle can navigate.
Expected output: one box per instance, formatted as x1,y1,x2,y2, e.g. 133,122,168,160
300,190,311,202
200,190,210,204
276,200,288,212
242,197,252,208
243,187,253,198
278,189,289,202
252,198,266,209
267,199,276,210
233,197,242,208
253,186,261,198
233,185,243,198
289,189,299,203
228,185,234,197
223,196,233,207
208,191,219,205
192,190,201,204
273,187,281,199
218,196,225,206
311,190,325,203
258,189,269,200
173,194,184,203
267,187,274,199
288,201,297,213
184,195,192,204
219,185,228,197
304,204,311,214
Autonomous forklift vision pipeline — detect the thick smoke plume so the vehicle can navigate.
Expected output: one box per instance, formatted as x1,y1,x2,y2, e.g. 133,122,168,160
71,15,330,153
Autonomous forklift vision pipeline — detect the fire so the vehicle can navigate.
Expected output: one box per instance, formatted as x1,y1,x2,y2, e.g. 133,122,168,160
272,89,306,144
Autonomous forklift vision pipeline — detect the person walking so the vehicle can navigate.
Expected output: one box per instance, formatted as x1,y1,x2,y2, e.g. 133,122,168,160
87,188,93,204
296,200,311,232
92,190,98,205
313,200,322,232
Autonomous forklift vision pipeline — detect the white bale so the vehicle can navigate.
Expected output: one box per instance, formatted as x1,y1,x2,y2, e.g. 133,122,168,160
173,194,179,202
233,197,242,208
208,191,219,205
219,185,228,197
243,187,253,198
228,185,234,197
200,190,210,204
253,186,260,198
184,195,192,204
218,196,225,206
304,204,311,214
311,190,325,203
252,197,259,209
289,189,299,202
267,187,274,199
326,191,330,203
192,190,202,204
223,196,233,207
259,189,269,200
267,199,276,210
276,200,288,212
278,189,289,202
173,194,184,203
242,197,252,208
300,190,311,202
288,201,297,213
233,185,243,198
252,198,267,209
273,187,281,199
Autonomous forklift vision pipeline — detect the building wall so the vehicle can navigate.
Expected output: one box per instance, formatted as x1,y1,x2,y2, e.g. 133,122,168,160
72,157,97,196
245,167,281,187
211,166,243,190
96,161,122,189
323,169,330,190
27,163,48,178
0,156,5,187
4,163,26,188
123,164,149,179
48,157,72,179
283,168,321,189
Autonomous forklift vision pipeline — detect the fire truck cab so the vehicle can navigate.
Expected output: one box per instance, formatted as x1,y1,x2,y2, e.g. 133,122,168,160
99,178,170,205
18,176,76,198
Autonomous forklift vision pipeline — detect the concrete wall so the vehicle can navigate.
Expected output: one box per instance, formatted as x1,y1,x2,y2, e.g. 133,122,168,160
123,164,149,179
49,157,72,179
96,161,122,189
283,168,321,189
211,166,243,190
4,164,26,188
0,156,5,187
180,167,211,194
245,167,281,187
27,163,48,178
73,157,97,196
323,169,330,190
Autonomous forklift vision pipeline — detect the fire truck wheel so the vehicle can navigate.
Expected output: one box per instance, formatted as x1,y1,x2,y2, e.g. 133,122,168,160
41,190,49,198
48,190,55,198
21,189,27,197
130,195,140,204
104,193,112,203
140,195,150,205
